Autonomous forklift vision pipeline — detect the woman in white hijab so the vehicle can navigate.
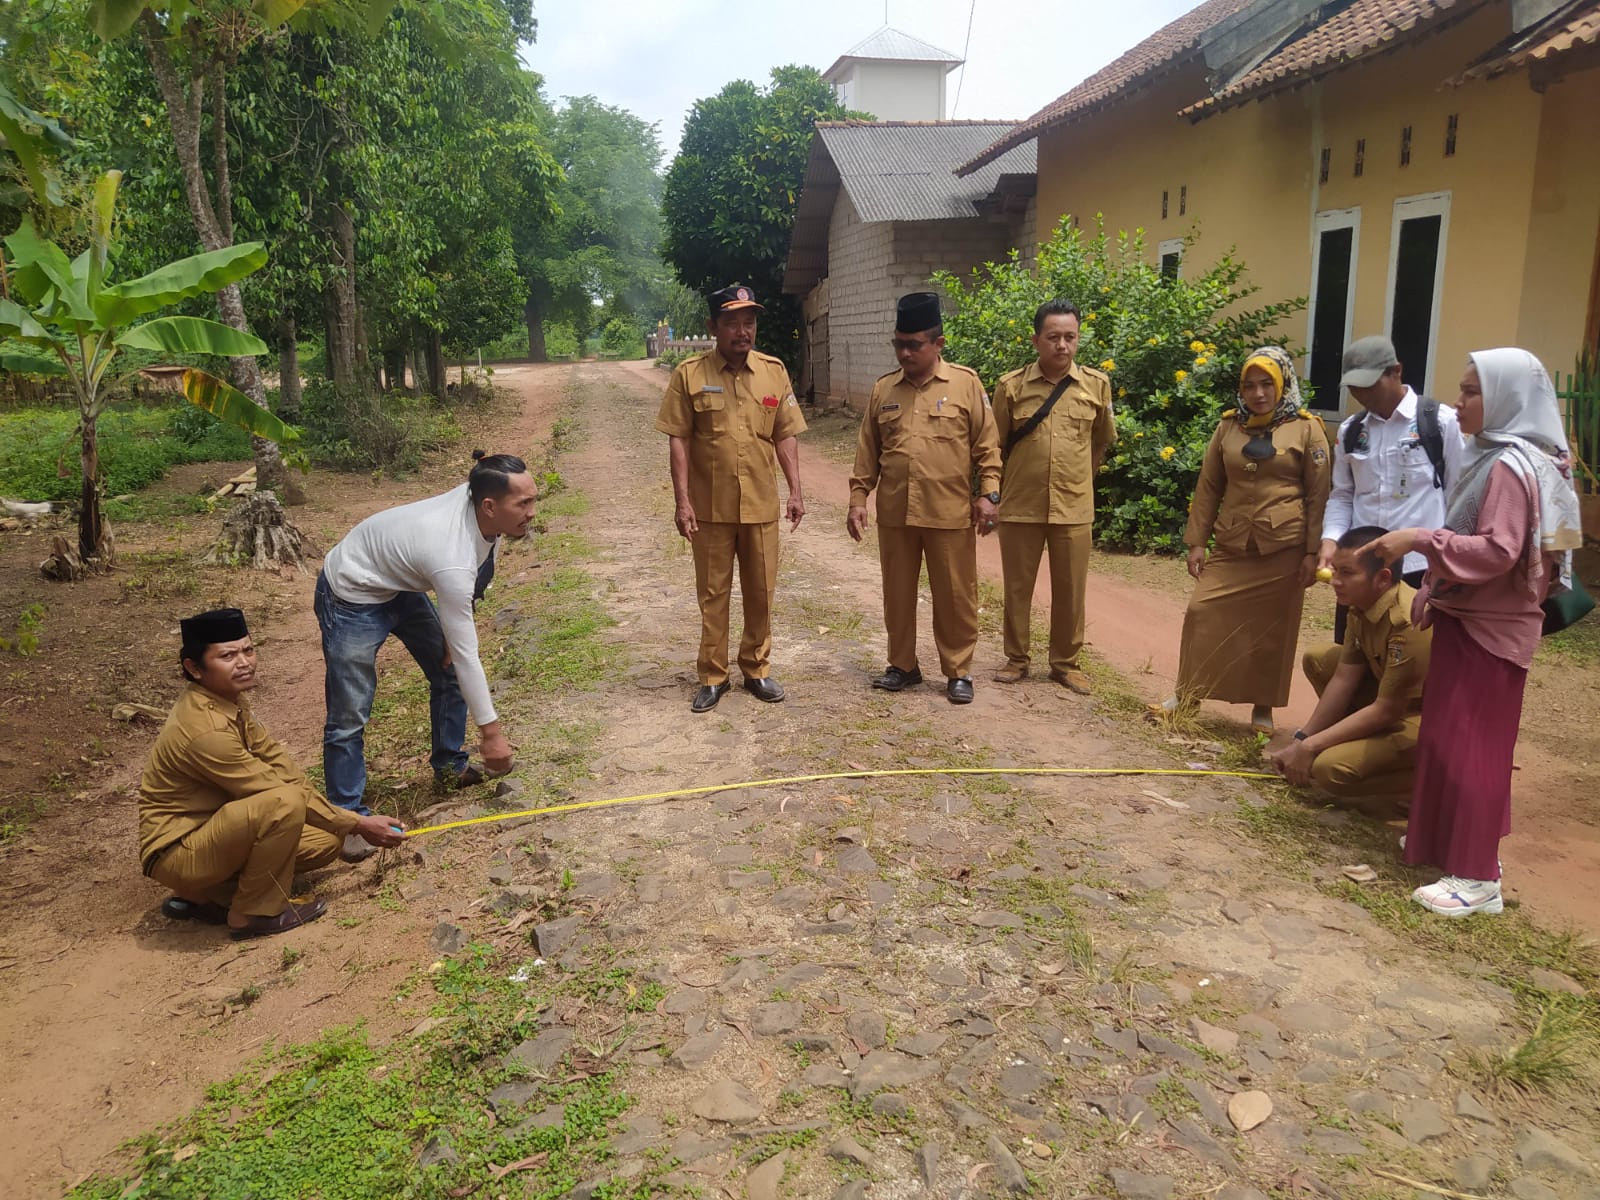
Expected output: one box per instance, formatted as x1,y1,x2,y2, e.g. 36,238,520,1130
1363,348,1582,917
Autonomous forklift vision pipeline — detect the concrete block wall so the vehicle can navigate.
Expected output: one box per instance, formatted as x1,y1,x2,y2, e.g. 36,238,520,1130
817,202,1036,409
823,195,897,407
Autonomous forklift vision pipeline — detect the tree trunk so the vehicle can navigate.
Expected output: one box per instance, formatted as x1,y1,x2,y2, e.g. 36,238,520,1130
140,16,302,506
324,205,359,390
277,317,302,420
407,346,421,397
425,330,446,399
78,415,108,564
382,346,405,392
525,298,547,362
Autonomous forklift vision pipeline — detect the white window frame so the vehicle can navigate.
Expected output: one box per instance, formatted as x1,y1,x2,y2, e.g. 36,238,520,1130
1157,237,1184,278
1383,191,1452,395
1304,207,1361,411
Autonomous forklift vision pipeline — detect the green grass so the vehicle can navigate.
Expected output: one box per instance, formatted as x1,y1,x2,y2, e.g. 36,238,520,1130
1466,992,1600,1097
66,944,676,1200
0,404,252,502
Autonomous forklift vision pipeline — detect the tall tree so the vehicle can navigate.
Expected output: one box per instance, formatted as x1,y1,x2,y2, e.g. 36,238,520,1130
661,65,858,366
516,96,666,361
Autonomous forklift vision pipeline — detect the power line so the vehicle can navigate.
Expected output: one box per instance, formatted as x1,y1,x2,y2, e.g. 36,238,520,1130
951,0,978,117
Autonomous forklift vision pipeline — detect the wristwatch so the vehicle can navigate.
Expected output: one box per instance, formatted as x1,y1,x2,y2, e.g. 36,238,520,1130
1292,729,1308,742
984,491,1001,504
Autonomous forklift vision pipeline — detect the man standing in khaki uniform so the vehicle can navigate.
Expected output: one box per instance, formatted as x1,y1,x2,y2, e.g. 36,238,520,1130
140,609,406,939
1269,526,1431,811
848,292,1002,705
656,284,807,713
991,299,1115,694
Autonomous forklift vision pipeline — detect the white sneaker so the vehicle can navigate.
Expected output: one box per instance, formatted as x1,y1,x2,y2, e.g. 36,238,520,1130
1413,876,1503,917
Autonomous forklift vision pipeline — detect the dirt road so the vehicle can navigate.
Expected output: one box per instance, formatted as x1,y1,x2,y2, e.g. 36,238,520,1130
2,362,1596,1198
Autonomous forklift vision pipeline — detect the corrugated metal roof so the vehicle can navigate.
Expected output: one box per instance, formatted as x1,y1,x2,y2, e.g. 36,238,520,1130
956,0,1254,176
783,121,1037,294
823,26,964,80
822,121,1036,222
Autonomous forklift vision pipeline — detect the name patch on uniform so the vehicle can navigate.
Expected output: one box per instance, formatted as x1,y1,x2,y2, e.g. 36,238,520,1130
701,385,724,394
881,402,901,413
762,394,780,408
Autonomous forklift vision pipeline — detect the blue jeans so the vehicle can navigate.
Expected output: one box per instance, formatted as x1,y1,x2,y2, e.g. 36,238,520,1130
315,570,469,814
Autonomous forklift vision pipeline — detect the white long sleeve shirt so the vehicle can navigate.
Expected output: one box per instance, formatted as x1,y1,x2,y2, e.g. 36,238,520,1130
1322,387,1464,577
322,483,499,726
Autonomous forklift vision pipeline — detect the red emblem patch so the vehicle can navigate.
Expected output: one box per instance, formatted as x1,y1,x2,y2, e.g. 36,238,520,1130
737,288,751,301
762,394,780,407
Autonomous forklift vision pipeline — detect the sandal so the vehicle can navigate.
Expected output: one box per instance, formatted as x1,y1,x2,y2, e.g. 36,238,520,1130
229,898,329,940
1250,705,1274,735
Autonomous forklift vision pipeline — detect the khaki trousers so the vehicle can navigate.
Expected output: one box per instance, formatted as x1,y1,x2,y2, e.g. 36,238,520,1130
998,520,1091,673
1302,643,1416,803
149,787,342,918
692,520,778,685
878,524,978,679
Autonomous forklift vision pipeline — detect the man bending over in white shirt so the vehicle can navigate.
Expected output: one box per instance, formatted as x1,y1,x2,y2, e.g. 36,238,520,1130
315,451,535,858
1318,336,1463,643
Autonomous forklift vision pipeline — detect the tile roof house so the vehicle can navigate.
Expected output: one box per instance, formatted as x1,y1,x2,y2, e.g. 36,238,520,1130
783,121,1037,406
960,0,1600,409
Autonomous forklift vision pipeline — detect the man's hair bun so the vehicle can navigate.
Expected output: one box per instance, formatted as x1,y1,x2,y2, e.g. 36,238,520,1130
472,449,487,462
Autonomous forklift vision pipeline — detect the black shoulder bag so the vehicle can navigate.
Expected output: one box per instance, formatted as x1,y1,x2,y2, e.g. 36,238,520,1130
1002,376,1073,461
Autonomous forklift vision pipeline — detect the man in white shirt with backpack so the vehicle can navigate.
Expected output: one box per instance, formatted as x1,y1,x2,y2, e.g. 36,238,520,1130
1318,336,1464,643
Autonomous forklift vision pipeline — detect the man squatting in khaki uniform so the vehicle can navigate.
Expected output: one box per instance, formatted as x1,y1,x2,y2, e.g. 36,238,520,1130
656,284,806,713
848,292,1002,705
1269,526,1432,811
140,608,406,939
991,299,1116,695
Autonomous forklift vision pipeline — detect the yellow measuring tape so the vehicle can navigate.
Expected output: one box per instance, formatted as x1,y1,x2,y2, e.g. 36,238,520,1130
404,765,1278,838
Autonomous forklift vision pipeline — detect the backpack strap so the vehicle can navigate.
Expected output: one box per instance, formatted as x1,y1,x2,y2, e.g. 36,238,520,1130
1342,412,1366,456
1416,396,1446,489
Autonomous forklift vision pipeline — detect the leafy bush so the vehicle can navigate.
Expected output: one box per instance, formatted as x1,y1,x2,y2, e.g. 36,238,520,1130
298,381,461,472
599,316,643,358
543,321,579,359
0,405,253,501
655,347,695,370
936,216,1306,553
479,328,529,360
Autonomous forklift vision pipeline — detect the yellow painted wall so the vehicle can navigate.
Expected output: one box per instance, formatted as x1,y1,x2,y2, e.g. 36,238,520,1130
1033,2,1598,409
1515,66,1600,377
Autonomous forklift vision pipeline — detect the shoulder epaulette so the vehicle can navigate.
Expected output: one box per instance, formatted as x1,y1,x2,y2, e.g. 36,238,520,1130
997,366,1026,384
1078,364,1110,384
875,368,902,382
946,362,981,379
1298,408,1327,429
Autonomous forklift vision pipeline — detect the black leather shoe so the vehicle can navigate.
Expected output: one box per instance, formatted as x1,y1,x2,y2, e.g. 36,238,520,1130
744,676,785,703
947,676,975,704
871,665,923,691
691,682,731,713
162,897,229,925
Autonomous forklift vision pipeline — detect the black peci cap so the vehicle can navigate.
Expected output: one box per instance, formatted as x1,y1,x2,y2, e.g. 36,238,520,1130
181,608,249,649
707,284,764,317
895,292,942,334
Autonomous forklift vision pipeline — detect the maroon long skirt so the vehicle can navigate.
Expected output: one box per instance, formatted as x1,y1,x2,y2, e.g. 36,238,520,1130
1404,612,1526,880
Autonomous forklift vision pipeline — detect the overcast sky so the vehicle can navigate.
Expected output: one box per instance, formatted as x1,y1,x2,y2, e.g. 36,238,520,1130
523,0,1199,159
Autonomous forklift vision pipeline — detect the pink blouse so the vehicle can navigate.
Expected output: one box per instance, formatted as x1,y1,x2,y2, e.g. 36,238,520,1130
1411,461,1553,669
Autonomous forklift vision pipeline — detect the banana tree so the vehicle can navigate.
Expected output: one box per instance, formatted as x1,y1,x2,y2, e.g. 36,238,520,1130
0,168,297,568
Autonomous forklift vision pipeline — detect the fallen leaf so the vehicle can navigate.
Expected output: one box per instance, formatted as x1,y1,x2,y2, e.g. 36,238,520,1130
1340,864,1378,883
490,1150,552,1177
171,1144,200,1162
1035,961,1064,977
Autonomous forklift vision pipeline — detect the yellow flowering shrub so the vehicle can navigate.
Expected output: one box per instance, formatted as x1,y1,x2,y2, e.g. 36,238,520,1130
934,215,1306,552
